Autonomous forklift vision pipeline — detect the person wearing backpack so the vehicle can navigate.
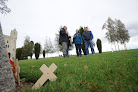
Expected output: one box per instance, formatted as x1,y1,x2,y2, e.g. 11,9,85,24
59,26,68,58
73,29,83,57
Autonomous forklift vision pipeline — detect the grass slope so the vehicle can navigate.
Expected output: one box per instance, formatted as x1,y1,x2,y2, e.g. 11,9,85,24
19,49,138,92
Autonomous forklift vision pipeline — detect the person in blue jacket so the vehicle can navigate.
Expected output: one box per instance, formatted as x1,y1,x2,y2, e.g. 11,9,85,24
82,27,95,55
73,29,83,57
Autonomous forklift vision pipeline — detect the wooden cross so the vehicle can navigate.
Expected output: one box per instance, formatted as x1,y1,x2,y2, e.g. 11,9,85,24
32,63,57,89
16,59,20,86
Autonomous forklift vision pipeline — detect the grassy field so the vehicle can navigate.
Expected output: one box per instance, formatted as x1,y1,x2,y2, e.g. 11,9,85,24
19,49,138,92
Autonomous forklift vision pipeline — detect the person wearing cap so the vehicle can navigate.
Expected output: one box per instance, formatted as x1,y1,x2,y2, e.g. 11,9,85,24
73,29,83,57
82,27,95,55
59,26,69,58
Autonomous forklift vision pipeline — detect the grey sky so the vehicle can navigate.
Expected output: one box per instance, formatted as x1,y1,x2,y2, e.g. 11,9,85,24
0,0,138,54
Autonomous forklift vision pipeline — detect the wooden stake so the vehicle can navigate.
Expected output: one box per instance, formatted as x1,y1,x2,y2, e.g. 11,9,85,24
16,59,20,86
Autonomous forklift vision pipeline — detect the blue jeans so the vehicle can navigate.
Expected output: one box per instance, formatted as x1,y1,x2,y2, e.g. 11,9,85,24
66,46,69,58
75,44,82,56
85,40,95,55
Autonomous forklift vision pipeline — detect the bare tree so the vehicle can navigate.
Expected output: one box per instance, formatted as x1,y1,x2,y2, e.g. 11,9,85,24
44,37,50,57
55,33,63,53
48,38,55,56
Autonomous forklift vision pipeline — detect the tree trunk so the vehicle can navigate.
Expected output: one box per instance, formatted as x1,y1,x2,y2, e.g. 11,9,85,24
111,44,114,52
117,42,120,51
58,51,59,57
124,43,127,50
0,24,15,92
114,42,117,51
36,57,38,60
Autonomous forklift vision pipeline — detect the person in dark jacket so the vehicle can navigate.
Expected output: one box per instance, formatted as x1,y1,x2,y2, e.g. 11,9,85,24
73,29,83,57
59,26,68,58
66,35,71,58
82,27,95,55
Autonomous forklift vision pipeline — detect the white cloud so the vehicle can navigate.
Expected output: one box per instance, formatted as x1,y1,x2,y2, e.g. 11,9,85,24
0,0,138,55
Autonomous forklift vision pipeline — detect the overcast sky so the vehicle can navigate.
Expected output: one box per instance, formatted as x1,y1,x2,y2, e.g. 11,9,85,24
0,0,138,55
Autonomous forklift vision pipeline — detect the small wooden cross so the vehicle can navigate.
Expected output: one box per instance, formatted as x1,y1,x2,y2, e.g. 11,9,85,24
32,63,57,89
16,59,20,86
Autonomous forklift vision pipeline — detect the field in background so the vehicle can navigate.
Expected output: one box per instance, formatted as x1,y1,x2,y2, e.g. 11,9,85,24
18,49,138,92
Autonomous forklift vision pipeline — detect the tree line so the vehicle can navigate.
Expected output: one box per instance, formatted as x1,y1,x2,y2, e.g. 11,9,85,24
16,36,58,60
16,36,36,60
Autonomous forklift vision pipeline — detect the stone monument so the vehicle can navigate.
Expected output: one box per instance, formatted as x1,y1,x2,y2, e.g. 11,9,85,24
0,22,15,92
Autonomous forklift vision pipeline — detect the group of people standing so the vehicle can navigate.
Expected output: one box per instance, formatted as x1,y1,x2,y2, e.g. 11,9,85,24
59,26,95,58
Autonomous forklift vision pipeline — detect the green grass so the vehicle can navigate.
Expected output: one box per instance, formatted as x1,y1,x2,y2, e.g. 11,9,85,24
19,49,138,92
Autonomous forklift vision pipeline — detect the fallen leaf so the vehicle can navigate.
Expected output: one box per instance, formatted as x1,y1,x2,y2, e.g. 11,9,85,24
30,66,35,68
64,64,67,66
108,80,113,85
73,86,76,90
117,59,120,62
107,77,110,80
92,85,95,91
79,80,83,86
116,85,120,90
109,68,113,73
124,54,127,56
55,73,58,75
87,83,91,88
100,66,104,69
122,68,126,71
84,65,88,69
117,81,121,84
